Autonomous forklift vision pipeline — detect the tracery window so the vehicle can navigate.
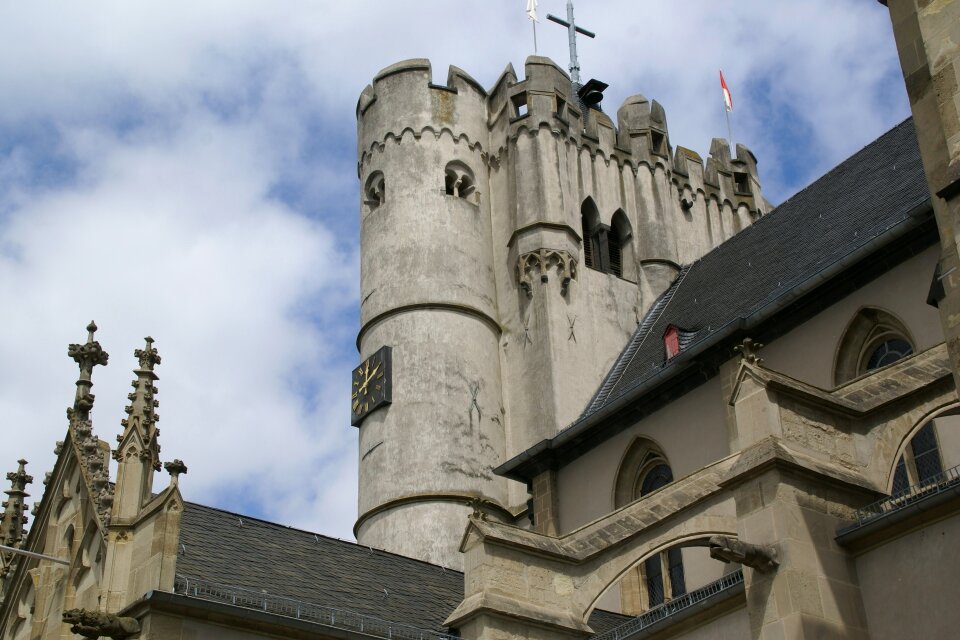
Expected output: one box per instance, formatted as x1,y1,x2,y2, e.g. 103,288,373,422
834,307,915,385
614,439,686,614
444,161,476,201
891,422,944,495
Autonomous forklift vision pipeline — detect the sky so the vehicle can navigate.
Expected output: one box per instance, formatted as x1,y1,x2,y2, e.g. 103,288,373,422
0,1,910,541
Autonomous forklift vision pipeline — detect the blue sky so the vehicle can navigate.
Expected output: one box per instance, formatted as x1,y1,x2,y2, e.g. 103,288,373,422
0,1,909,540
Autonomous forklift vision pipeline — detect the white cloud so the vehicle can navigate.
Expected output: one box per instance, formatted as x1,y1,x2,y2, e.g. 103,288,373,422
0,1,910,540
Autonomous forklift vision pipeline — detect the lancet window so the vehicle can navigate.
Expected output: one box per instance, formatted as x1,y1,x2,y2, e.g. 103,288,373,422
580,200,632,280
614,439,687,614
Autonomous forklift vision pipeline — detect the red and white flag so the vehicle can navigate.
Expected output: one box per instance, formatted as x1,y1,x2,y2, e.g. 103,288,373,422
720,70,733,112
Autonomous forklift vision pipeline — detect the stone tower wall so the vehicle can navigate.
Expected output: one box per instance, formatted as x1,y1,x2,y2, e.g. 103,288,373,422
354,56,768,567
355,60,509,568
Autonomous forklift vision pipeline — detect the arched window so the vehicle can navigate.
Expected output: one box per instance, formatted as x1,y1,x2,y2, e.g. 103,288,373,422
637,463,686,608
610,210,634,280
444,161,476,201
364,171,385,209
834,307,915,385
891,422,944,495
581,199,600,271
614,439,686,614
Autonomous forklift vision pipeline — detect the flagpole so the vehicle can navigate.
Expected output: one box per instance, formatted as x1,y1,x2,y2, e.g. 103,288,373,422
533,20,538,53
725,107,733,147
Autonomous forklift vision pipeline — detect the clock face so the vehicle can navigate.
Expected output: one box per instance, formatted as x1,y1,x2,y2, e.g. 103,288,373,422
351,345,392,426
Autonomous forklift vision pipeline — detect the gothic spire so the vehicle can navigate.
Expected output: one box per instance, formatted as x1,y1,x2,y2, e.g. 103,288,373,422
65,322,113,526
112,337,163,520
115,337,161,469
67,321,109,422
0,460,31,550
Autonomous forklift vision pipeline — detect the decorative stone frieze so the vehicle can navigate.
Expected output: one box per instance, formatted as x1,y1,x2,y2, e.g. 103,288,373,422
516,249,577,297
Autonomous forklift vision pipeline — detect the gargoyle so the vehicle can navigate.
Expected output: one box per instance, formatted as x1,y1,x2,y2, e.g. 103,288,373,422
62,608,140,639
708,535,779,573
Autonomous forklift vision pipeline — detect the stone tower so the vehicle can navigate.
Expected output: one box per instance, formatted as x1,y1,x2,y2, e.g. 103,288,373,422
354,56,766,568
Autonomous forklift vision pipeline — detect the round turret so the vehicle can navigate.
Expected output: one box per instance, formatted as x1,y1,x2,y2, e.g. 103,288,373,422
354,60,507,569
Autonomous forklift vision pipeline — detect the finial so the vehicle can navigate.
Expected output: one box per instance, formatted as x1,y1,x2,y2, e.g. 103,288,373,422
1,459,32,549
735,338,764,365
164,460,187,483
135,336,161,371
68,321,109,417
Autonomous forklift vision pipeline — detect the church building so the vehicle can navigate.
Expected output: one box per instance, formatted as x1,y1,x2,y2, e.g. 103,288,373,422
3,2,960,639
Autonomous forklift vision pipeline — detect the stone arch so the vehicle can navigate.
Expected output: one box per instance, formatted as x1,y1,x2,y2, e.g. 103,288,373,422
363,171,385,210
579,512,739,620
444,160,476,200
885,401,960,493
868,396,959,490
834,306,915,385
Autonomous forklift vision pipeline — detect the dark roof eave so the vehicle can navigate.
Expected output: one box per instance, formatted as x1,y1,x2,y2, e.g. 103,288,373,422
496,198,933,483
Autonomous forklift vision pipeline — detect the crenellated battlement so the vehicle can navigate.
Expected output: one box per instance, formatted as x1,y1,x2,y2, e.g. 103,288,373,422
358,56,767,221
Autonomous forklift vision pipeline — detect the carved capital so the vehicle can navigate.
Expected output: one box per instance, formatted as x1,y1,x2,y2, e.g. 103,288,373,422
516,249,577,298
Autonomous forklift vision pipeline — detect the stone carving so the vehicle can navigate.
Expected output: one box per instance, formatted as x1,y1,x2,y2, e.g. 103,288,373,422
708,535,779,573
65,323,116,528
734,337,764,366
516,249,577,297
164,459,188,480
62,609,140,639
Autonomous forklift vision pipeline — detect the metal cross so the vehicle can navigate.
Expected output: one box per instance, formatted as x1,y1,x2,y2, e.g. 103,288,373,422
547,1,596,87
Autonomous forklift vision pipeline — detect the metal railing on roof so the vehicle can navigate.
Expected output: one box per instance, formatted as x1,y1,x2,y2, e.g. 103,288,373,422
847,463,960,530
173,575,459,640
591,570,743,640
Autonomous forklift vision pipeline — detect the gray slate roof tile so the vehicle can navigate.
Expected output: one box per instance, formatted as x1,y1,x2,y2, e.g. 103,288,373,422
582,117,928,419
177,502,630,634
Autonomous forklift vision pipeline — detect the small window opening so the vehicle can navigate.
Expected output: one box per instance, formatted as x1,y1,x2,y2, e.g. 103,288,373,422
364,172,385,209
511,92,529,118
650,131,666,156
444,162,476,200
555,94,566,118
734,171,752,195
664,326,680,360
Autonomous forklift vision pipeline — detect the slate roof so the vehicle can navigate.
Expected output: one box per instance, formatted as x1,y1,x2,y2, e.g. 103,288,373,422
582,117,929,417
176,502,630,634
497,117,934,481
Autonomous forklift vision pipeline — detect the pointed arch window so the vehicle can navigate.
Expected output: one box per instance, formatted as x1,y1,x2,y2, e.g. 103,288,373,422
834,307,916,385
614,440,686,614
580,201,633,280
891,422,944,495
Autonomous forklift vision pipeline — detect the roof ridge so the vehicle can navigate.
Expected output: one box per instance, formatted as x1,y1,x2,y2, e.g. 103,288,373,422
579,265,691,418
